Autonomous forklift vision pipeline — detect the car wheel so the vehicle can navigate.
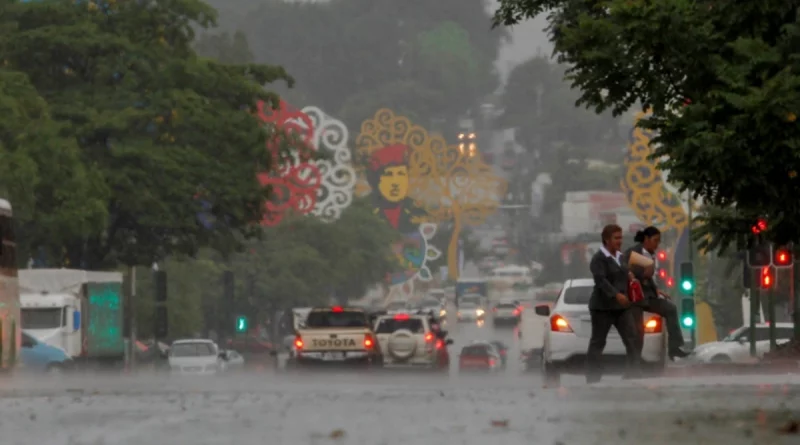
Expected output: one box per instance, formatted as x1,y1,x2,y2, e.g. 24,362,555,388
541,360,560,387
710,354,732,363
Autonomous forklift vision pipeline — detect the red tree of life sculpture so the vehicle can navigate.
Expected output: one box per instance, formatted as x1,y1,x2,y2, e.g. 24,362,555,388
256,100,322,226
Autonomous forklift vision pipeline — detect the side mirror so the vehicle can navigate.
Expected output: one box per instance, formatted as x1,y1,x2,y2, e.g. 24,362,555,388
534,304,551,317
219,352,229,361
445,339,454,345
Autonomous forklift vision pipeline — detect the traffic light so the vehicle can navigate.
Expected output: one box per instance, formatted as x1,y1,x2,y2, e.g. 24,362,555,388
774,246,793,268
665,277,675,288
656,250,667,262
680,298,695,328
223,271,234,300
760,266,774,289
679,262,694,294
154,305,168,338
154,271,167,302
751,218,768,234
747,243,772,267
235,315,248,333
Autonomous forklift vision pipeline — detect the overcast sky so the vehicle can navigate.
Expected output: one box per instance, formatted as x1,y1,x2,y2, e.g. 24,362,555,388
490,5,552,83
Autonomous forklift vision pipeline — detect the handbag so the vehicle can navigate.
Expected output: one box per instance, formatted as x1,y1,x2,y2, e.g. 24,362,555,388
628,279,644,304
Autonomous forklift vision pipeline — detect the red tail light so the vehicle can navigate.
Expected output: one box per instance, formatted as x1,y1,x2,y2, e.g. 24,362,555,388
550,314,573,332
364,334,375,349
332,306,343,313
499,349,506,356
424,332,434,342
435,339,444,349
512,308,520,316
644,316,662,333
294,335,304,349
488,358,496,367
492,307,497,312
394,313,410,320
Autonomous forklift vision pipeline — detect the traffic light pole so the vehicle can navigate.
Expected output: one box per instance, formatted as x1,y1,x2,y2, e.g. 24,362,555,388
768,284,777,351
686,193,696,348
795,256,800,339
749,272,758,357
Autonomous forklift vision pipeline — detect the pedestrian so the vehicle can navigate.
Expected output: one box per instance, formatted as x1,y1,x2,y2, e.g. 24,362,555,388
587,224,641,383
624,226,690,360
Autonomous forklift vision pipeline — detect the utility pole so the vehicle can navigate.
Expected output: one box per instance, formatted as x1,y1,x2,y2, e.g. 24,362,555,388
129,265,137,372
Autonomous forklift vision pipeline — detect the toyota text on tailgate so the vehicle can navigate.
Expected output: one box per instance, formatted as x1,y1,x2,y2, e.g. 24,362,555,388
293,306,381,366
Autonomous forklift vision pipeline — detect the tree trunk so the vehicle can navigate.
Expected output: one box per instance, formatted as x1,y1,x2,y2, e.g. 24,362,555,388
447,210,462,281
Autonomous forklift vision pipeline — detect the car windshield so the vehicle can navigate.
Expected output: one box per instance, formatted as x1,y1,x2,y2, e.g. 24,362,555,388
562,286,593,305
495,303,517,309
461,296,482,305
460,303,477,309
306,310,368,328
722,327,749,342
21,308,63,329
171,342,215,357
420,299,439,307
387,302,407,310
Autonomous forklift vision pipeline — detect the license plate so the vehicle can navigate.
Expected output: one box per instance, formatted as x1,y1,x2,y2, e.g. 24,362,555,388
461,359,486,366
322,352,346,361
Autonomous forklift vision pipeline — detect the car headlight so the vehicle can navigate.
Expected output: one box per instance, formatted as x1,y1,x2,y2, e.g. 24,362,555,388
440,309,447,317
476,309,485,316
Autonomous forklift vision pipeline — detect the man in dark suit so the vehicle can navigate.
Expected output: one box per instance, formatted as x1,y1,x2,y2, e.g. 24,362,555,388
587,224,641,383
624,227,689,360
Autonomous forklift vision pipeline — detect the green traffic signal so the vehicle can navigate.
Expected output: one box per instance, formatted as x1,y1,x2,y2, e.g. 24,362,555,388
235,316,247,333
681,280,693,292
681,315,694,328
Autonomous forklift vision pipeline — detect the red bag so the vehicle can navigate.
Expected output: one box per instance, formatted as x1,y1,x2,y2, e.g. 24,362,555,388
628,279,644,303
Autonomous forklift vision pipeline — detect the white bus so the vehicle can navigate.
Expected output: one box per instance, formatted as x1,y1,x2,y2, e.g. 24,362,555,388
0,199,20,370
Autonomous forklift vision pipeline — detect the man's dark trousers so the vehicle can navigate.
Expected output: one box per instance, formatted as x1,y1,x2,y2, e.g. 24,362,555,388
586,308,640,383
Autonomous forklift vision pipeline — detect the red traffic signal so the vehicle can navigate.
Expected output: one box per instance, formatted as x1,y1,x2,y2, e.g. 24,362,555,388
751,218,768,234
760,266,774,289
666,277,675,288
656,250,667,261
774,247,793,267
658,268,667,279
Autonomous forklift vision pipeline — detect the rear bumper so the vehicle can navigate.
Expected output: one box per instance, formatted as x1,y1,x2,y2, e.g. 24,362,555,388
492,316,519,324
295,351,380,367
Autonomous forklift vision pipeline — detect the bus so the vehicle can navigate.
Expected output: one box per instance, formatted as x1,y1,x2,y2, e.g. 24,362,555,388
0,199,19,371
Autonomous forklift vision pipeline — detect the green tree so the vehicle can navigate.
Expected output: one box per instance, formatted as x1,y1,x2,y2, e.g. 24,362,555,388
493,0,800,250
499,56,623,164
133,198,399,336
2,0,294,268
0,68,108,264
194,30,253,64
208,0,506,130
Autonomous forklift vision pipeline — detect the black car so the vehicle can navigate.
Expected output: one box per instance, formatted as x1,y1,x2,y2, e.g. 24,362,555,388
489,341,508,368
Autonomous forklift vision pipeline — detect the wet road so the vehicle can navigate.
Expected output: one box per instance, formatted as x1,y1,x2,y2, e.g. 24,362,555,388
3,317,800,444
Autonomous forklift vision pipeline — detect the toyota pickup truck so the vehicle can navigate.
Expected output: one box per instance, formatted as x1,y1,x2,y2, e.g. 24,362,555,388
292,306,383,368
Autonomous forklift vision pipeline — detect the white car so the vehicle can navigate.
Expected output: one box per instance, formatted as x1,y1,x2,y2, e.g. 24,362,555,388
689,323,794,363
456,302,485,322
537,279,667,386
168,339,227,376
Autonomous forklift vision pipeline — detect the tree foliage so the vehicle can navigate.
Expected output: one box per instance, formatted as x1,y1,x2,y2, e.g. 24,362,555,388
1,0,293,267
133,198,398,338
205,0,506,130
493,0,800,250
499,55,624,164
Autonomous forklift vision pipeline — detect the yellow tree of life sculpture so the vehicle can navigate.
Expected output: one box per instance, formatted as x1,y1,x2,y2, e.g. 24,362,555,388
621,111,716,344
355,109,506,281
